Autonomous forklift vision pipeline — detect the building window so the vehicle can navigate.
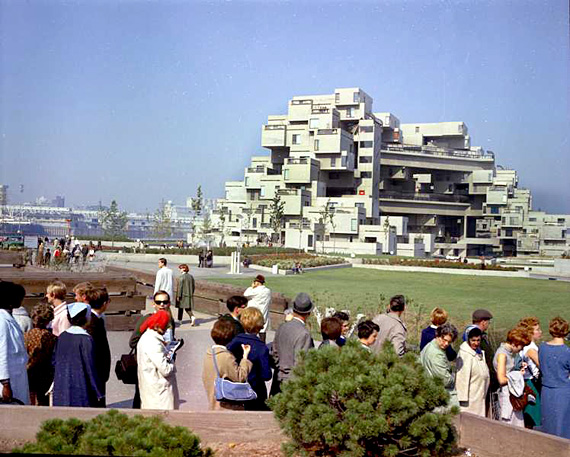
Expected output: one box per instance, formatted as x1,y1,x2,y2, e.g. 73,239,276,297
260,186,265,197
359,156,372,163
308,234,313,247
361,172,372,179
309,118,319,129
355,203,364,208
330,157,336,168
360,126,373,133
360,141,373,148
353,92,360,103
252,218,257,228
351,218,357,231
292,134,301,145
346,107,355,118
329,172,340,179
341,156,347,167
415,126,420,133
314,139,319,151
529,217,536,222
245,177,250,186
335,93,340,103
284,169,289,180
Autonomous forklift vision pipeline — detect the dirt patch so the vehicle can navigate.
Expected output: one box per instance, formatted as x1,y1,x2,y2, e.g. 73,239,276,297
207,441,285,457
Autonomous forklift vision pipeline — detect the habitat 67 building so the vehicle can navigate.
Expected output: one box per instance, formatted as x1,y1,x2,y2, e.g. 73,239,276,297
211,88,569,258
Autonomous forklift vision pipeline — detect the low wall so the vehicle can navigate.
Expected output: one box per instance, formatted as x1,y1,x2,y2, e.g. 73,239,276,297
106,265,291,330
102,252,232,266
249,262,352,275
0,406,568,457
355,263,529,278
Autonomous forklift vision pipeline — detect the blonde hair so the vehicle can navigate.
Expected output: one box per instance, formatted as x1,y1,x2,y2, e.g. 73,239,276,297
430,307,449,326
47,281,67,300
240,307,264,334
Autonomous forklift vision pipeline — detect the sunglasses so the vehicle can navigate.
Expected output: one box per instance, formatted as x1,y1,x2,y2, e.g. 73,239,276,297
154,300,170,305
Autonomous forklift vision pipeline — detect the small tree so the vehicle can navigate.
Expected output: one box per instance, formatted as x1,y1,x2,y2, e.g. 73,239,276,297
191,185,203,214
269,191,285,245
152,203,173,240
99,200,128,245
199,212,214,248
269,341,458,457
13,409,213,456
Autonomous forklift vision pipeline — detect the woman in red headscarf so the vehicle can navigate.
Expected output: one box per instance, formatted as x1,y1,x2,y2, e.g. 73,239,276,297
136,310,179,410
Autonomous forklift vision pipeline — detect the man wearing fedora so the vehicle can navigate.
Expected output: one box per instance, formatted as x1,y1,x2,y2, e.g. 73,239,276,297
244,275,272,343
271,293,315,394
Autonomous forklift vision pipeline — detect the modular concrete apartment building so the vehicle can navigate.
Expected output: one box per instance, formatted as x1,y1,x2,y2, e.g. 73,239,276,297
210,88,569,258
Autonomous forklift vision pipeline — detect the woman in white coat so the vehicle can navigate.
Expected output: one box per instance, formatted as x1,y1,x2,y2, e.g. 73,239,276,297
137,310,179,410
456,327,490,416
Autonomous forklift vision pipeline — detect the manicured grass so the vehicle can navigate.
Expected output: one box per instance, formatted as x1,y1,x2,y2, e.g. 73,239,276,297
210,268,570,334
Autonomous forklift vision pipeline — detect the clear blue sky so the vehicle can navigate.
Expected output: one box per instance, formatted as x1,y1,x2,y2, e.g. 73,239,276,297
1,0,569,214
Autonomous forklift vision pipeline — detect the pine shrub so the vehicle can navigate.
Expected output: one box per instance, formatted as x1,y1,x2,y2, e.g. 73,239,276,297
13,409,213,456
268,341,459,457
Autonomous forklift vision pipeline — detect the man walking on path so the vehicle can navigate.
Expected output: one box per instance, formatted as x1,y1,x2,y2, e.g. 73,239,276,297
154,258,174,303
271,292,315,394
370,295,407,357
175,264,195,326
244,274,272,342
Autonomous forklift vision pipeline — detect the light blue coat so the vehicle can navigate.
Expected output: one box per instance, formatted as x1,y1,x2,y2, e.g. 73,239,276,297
0,309,30,404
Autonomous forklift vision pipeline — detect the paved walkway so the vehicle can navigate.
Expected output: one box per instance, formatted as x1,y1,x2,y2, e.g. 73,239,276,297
106,312,275,411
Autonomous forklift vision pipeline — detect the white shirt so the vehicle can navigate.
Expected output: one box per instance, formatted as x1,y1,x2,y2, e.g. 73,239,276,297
521,341,540,379
244,285,272,333
154,266,174,302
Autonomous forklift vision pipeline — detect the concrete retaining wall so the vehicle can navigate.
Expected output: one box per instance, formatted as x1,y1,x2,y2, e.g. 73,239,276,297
355,263,529,278
0,406,568,457
102,252,232,265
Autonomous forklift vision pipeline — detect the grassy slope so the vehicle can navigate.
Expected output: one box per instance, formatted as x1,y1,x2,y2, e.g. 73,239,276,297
209,268,570,333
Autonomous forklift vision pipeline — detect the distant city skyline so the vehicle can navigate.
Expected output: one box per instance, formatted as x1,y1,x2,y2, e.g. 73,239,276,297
1,0,569,214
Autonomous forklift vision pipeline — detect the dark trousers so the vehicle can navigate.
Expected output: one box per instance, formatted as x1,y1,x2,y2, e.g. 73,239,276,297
132,382,141,409
177,308,193,321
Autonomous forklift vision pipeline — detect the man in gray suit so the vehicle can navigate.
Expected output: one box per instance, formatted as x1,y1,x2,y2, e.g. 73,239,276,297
270,293,315,394
370,295,407,357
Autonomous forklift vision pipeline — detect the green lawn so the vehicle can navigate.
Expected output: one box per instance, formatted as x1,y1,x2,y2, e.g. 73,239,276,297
210,268,570,336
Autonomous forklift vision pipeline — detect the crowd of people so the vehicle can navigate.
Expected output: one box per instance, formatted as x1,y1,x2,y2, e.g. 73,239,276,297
32,236,99,267
0,260,568,443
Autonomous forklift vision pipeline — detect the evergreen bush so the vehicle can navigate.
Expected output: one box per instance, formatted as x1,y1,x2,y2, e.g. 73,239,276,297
268,341,459,457
13,410,213,457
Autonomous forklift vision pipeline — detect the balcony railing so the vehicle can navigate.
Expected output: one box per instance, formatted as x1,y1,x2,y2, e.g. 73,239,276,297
285,158,309,165
312,105,330,114
379,190,470,204
291,99,312,105
278,189,301,196
263,125,285,130
382,143,494,160
247,167,266,173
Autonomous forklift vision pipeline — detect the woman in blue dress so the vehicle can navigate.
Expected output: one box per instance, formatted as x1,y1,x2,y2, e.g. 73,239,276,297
53,303,103,407
538,316,570,439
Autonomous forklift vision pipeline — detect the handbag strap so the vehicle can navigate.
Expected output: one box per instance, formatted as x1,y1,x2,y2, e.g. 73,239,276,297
211,346,222,379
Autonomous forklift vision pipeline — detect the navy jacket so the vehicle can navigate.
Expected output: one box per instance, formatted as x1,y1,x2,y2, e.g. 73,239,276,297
420,326,457,361
227,333,272,407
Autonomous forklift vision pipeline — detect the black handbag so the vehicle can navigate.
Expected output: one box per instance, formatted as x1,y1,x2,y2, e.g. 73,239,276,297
115,349,138,385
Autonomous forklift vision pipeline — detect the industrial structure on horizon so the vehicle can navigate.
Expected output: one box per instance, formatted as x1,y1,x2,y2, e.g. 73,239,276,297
209,87,569,258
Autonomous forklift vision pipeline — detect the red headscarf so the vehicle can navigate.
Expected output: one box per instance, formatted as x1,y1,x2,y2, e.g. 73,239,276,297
140,310,170,334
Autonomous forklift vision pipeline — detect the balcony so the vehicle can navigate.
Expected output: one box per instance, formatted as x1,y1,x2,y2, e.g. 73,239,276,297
261,124,286,147
378,191,470,204
382,143,494,160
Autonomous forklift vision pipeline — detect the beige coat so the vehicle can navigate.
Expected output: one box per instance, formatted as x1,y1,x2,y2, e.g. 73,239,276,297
202,345,253,410
456,341,490,417
137,329,179,410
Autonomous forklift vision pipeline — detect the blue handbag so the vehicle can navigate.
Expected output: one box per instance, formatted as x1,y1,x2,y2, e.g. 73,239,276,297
212,347,257,402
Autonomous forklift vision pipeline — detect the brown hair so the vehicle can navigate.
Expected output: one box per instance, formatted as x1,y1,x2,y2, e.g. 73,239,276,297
549,317,570,338
31,303,54,329
240,307,264,334
73,282,94,297
518,316,540,329
430,307,448,326
86,287,109,311
506,327,532,347
179,264,189,272
47,281,67,300
211,318,237,346
321,317,342,341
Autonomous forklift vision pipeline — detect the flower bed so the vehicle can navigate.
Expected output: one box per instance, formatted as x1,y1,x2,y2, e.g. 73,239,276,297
250,253,346,270
362,257,518,271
